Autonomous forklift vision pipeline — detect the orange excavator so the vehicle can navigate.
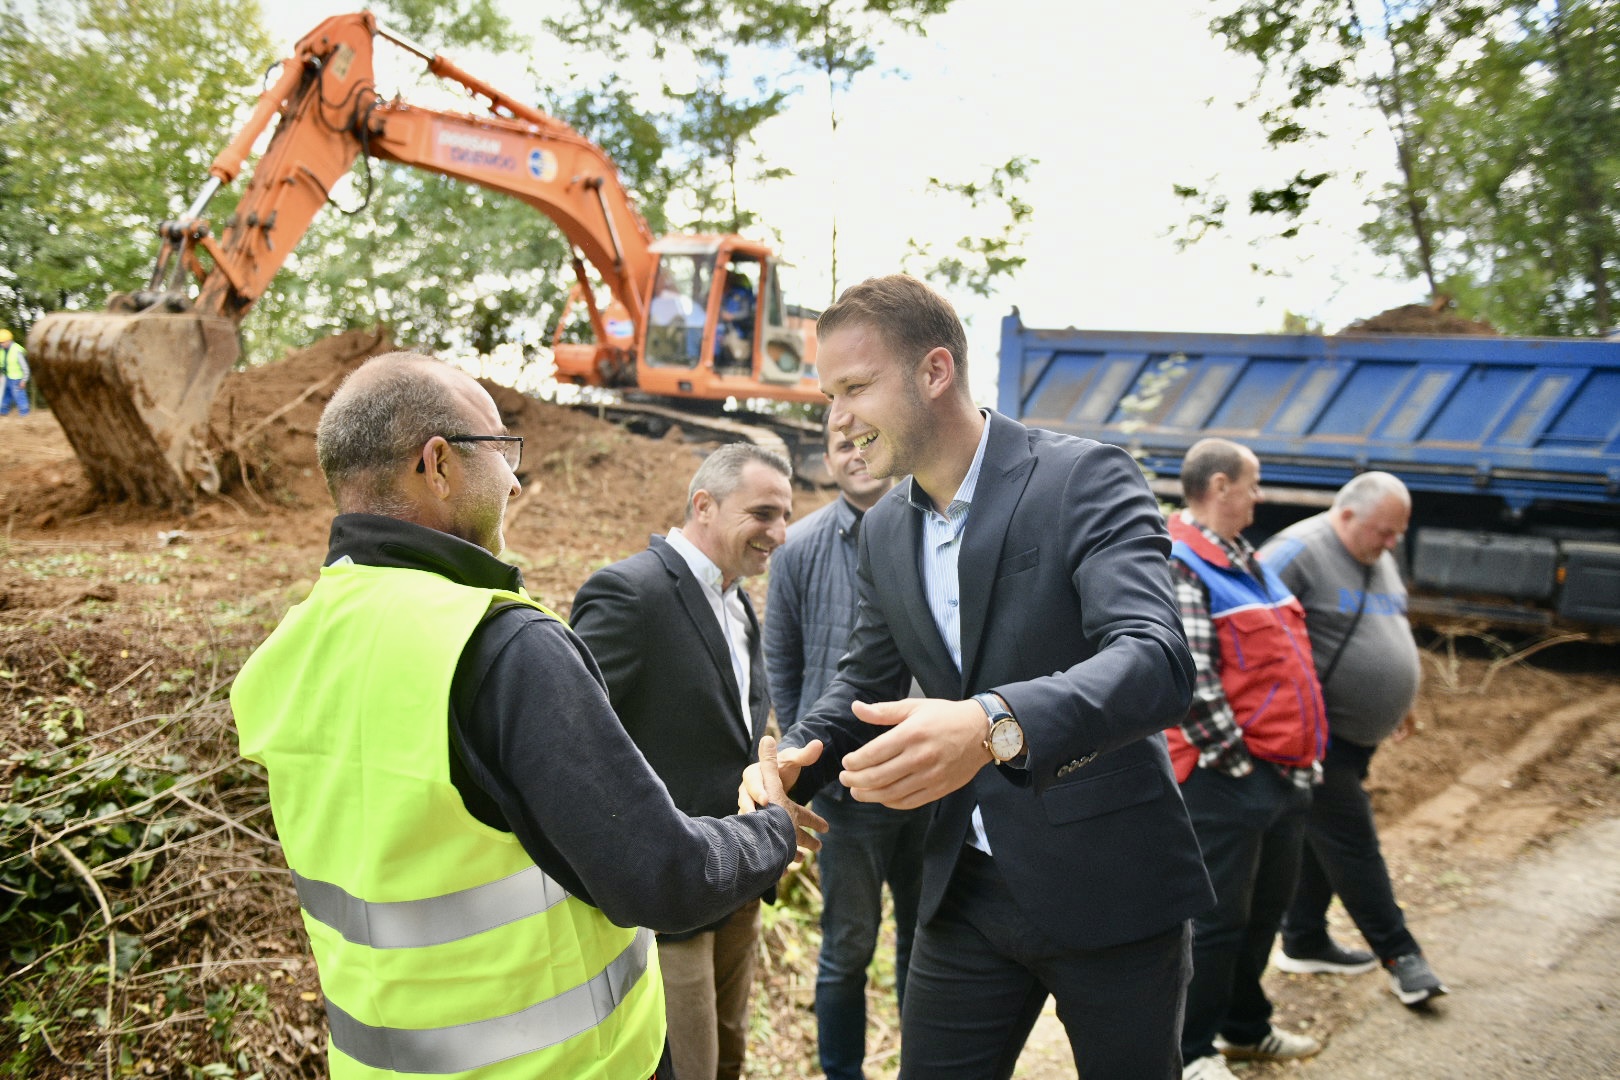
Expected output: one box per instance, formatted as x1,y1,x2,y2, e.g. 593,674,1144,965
29,11,822,506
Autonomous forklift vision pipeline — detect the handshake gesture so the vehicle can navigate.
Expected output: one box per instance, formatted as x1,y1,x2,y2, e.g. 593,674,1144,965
740,737,828,869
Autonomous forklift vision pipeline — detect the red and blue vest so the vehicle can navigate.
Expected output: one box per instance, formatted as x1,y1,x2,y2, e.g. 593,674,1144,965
1167,515,1327,783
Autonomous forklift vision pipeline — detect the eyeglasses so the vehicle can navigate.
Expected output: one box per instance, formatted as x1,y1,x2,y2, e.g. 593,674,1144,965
447,434,523,470
417,434,524,472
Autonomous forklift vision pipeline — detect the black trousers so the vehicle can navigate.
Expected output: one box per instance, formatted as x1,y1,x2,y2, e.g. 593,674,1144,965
898,845,1193,1080
1179,764,1312,1062
1283,737,1419,961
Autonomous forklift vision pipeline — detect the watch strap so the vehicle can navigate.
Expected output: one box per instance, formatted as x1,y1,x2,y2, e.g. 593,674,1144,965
973,692,1010,723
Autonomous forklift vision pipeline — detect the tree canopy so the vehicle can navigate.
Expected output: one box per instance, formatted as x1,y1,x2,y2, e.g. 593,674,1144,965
0,0,1019,369
0,0,274,332
1183,0,1618,336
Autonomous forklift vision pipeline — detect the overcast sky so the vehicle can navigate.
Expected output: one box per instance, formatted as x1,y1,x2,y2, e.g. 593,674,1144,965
268,2,1424,400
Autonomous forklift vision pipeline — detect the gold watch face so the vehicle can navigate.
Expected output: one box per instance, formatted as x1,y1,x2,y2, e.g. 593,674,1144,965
989,718,1024,762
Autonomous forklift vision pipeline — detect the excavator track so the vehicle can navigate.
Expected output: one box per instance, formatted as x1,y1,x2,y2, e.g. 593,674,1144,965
571,399,830,485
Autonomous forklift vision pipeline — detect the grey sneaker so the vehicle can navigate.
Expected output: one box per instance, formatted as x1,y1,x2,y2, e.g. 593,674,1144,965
1215,1025,1323,1060
1183,1054,1239,1080
1275,938,1378,975
1386,952,1448,1006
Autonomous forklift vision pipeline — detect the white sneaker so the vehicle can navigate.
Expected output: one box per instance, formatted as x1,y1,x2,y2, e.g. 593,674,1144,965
1215,1025,1323,1060
1183,1054,1240,1080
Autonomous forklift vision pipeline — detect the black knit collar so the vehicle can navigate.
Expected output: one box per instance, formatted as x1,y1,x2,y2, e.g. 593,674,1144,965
324,513,525,594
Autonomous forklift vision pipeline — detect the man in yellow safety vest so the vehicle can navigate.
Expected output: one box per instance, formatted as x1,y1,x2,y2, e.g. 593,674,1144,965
231,351,824,1078
0,328,29,416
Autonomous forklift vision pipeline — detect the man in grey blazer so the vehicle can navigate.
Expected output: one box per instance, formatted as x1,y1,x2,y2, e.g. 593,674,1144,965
573,442,813,1080
742,275,1214,1079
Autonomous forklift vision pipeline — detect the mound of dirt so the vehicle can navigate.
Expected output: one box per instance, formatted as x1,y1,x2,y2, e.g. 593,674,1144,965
1340,301,1498,336
2,330,829,621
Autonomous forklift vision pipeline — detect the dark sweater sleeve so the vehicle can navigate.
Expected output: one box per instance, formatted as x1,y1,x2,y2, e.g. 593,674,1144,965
448,607,796,933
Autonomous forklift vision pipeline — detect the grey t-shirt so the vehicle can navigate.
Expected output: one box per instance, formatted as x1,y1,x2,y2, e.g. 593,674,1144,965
1260,512,1421,746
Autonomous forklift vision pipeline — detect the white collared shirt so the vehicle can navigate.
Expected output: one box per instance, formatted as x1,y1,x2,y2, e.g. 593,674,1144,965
666,527,753,726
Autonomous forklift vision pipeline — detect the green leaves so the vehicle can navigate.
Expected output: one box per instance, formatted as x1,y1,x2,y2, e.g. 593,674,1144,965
1194,0,1619,335
0,0,274,331
903,156,1037,298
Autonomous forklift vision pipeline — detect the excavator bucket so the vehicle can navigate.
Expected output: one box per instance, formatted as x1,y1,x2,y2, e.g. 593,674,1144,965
29,311,241,507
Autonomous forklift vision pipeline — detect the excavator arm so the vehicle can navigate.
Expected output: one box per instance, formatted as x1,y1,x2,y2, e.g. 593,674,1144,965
30,11,661,505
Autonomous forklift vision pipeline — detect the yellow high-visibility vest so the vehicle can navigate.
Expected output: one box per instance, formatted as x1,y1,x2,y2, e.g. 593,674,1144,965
232,561,664,1078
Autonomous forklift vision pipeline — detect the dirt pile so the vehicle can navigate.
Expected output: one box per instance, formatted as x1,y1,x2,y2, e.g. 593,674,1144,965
3,332,743,610
1340,300,1499,336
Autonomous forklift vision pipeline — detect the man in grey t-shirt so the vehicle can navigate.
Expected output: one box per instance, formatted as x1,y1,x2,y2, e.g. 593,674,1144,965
1260,472,1449,1008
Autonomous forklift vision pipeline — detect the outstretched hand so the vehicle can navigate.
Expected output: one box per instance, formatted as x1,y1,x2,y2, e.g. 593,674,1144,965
838,697,993,810
741,737,828,868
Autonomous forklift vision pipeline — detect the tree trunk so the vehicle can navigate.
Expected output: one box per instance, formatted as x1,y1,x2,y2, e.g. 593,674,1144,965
1380,1,1440,299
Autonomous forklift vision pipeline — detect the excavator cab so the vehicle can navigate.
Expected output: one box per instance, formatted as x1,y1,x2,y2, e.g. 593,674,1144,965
644,247,714,369
633,240,816,399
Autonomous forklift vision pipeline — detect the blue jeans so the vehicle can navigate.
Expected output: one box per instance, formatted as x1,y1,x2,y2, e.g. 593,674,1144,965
1283,737,1419,961
1,378,28,416
1179,763,1312,1062
812,791,929,1080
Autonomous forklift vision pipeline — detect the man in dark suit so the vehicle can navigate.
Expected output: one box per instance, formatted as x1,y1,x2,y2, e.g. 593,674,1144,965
741,274,1213,1080
572,441,804,1080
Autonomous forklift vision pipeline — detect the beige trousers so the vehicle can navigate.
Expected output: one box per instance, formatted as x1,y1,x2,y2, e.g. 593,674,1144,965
656,900,761,1080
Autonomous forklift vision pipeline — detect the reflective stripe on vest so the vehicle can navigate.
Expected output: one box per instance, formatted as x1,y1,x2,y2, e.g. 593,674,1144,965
327,927,653,1073
293,864,570,949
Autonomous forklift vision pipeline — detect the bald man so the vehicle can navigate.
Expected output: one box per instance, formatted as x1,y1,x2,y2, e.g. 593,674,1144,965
1261,472,1448,1007
231,352,820,1078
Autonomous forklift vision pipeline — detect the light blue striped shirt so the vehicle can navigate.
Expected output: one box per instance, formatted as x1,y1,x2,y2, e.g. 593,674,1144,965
906,412,998,852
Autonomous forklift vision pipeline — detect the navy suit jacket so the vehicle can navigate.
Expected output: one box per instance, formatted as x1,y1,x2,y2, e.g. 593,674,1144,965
783,411,1214,949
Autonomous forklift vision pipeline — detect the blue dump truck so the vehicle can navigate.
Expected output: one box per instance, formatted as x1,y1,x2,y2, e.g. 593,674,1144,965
996,313,1620,631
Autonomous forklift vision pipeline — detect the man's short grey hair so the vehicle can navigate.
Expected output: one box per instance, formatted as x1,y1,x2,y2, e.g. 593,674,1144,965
315,352,475,511
1181,438,1253,501
1334,471,1411,515
686,442,791,519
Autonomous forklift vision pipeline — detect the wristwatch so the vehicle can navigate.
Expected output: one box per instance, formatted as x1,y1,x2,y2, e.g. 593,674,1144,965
973,693,1026,765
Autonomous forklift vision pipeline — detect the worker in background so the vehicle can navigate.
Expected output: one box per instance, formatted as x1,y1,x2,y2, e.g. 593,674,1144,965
651,267,695,326
648,267,697,365
1167,437,1328,1080
0,328,29,416
1262,471,1450,1007
765,416,926,1080
716,269,755,370
230,353,820,1079
746,274,1212,1080
571,441,798,1080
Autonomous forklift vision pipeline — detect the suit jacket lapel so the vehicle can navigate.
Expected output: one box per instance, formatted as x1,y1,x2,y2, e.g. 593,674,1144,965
957,413,1035,694
654,538,749,746
876,482,959,687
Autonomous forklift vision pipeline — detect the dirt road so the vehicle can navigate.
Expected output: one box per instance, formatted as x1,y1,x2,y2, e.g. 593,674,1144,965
1292,813,1620,1079
1011,696,1620,1079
